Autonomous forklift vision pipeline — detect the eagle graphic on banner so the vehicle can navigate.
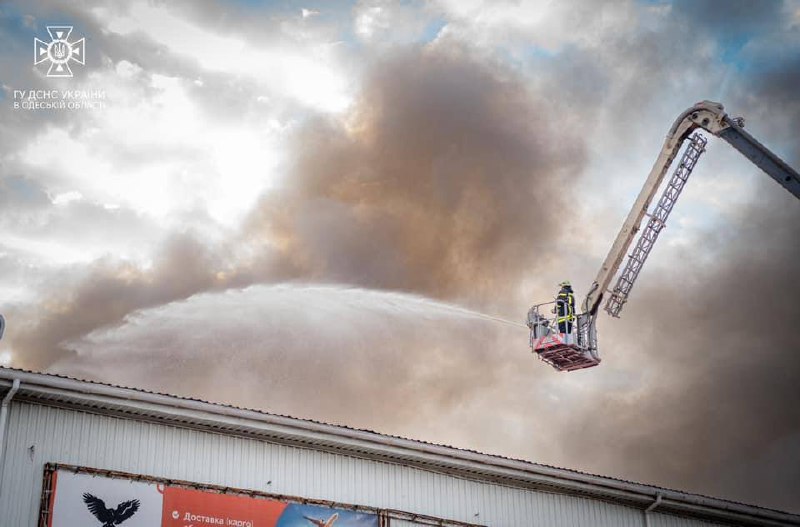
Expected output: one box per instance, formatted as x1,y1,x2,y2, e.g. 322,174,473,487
82,493,140,526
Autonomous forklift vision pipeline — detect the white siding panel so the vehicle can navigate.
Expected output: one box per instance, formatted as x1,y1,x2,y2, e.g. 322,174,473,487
0,402,729,527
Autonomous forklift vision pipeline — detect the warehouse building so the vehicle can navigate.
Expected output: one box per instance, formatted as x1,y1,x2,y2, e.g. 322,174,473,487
0,367,797,526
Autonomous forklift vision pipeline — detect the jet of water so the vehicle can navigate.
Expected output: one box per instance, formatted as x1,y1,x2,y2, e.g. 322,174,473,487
54,282,528,412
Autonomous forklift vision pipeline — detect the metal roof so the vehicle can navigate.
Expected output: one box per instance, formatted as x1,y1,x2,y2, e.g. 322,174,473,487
1,366,797,526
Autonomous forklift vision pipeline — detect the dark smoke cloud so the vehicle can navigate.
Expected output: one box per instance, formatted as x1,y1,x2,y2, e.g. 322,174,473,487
671,0,784,37
558,198,800,511
10,234,226,368
245,49,585,304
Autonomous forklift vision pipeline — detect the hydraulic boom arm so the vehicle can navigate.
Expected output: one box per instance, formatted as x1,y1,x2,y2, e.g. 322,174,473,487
530,100,799,372
582,101,800,317
718,122,800,197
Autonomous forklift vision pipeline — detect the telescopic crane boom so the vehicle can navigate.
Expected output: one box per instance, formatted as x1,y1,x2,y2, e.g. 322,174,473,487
528,100,800,372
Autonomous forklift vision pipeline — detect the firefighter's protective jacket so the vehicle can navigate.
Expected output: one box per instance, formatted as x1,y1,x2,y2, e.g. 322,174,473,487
556,285,576,331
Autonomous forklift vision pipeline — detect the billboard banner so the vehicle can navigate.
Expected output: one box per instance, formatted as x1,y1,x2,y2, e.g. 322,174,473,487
46,468,378,527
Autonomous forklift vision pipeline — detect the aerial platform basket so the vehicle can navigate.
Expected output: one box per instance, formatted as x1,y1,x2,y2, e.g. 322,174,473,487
527,303,600,372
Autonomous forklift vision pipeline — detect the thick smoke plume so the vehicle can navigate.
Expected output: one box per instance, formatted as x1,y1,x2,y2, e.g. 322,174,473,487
244,50,585,303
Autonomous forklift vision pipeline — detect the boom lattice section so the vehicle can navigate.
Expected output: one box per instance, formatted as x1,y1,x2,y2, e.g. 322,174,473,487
605,132,707,317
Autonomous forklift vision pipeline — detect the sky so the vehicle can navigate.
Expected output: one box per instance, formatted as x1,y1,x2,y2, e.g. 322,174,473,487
1,0,800,515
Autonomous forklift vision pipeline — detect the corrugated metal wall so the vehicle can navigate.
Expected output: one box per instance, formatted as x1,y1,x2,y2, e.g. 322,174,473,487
0,401,724,527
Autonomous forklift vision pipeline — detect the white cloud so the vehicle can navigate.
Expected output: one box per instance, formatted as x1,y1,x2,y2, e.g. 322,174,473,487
114,59,143,78
3,234,98,265
51,190,83,206
355,4,388,39
432,0,635,53
95,2,352,113
354,0,435,45
16,69,283,229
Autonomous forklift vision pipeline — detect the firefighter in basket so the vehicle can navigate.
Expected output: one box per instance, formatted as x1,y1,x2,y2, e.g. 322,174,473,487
555,280,576,344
